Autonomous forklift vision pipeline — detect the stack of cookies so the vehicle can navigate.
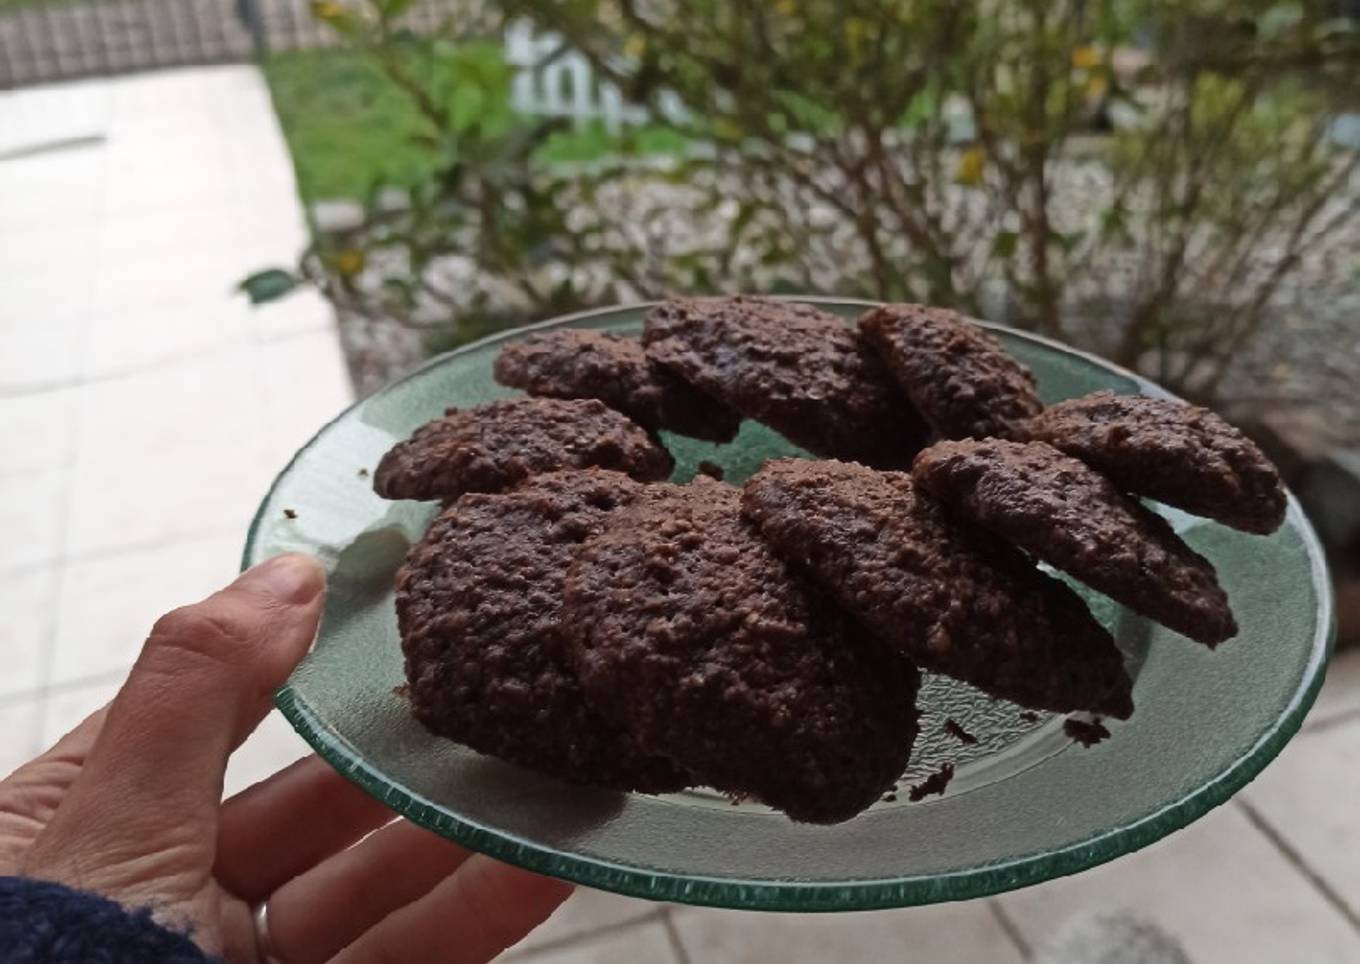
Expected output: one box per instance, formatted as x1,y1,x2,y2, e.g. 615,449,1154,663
374,297,1286,824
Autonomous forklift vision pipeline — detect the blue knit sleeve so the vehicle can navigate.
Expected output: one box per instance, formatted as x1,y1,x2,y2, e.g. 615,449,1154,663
0,876,216,963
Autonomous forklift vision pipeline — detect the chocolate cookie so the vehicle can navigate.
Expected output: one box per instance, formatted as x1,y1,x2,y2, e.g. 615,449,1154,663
743,459,1133,718
912,439,1236,646
1022,391,1286,534
373,397,673,501
859,303,1043,440
642,296,929,467
494,328,741,442
396,470,688,792
563,480,919,823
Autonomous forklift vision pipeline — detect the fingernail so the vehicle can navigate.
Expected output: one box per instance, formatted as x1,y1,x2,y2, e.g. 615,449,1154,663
242,553,325,605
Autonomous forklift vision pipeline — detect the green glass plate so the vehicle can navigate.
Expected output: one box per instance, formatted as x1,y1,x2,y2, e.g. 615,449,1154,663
245,299,1334,911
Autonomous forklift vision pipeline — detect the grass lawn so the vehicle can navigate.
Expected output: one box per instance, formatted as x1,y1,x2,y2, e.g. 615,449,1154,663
263,50,440,203
264,48,688,204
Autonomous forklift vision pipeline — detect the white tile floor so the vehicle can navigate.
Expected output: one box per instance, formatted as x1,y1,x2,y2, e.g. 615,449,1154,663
2,66,1359,964
0,66,337,827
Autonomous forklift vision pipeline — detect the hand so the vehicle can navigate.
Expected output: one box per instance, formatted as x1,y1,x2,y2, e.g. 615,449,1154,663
0,554,571,963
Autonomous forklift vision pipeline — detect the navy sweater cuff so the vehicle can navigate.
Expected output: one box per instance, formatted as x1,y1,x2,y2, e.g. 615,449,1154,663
0,876,215,963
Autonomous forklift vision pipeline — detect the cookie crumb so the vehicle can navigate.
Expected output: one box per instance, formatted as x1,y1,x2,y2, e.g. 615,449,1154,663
881,792,898,802
283,508,298,520
358,467,370,477
1019,710,1041,724
908,762,955,802
1064,717,1111,747
943,718,978,745
697,460,725,481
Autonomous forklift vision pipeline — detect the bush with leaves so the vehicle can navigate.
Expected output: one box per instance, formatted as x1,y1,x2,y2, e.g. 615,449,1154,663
515,0,1360,398
248,0,1360,404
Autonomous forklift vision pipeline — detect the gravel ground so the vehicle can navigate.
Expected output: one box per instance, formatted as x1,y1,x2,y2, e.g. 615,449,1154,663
324,161,1360,450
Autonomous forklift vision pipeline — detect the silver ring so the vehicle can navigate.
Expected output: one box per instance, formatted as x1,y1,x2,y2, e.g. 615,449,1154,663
253,900,284,964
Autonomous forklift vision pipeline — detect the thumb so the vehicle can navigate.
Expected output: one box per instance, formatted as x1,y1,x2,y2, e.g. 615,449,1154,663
27,554,325,884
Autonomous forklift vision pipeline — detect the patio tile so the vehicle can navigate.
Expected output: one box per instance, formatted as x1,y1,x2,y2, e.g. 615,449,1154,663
257,329,354,464
96,202,244,267
82,298,260,383
0,222,100,284
669,901,1026,964
64,436,274,558
250,291,334,340
107,68,253,133
103,153,237,216
0,469,67,569
223,709,310,799
0,148,106,230
996,801,1360,964
1308,649,1360,729
1241,719,1360,921
73,342,268,463
40,679,120,748
505,888,659,957
0,388,76,478
0,81,109,156
0,700,42,779
0,566,60,700
0,269,94,330
506,919,679,964
236,204,311,261
0,316,87,390
50,533,242,685
92,247,267,315
225,146,302,204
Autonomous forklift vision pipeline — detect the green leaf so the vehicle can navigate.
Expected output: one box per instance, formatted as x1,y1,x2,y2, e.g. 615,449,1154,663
375,0,416,18
450,84,485,132
1053,230,1084,253
992,229,1019,259
1259,3,1304,39
238,269,301,305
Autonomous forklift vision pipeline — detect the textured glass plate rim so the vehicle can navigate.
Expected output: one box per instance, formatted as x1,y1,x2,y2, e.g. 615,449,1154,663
248,297,1335,912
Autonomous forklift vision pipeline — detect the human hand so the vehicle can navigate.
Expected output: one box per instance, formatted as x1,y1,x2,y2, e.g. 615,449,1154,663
0,553,571,962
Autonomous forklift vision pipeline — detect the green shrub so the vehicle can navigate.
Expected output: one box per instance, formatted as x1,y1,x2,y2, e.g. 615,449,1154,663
250,0,1360,402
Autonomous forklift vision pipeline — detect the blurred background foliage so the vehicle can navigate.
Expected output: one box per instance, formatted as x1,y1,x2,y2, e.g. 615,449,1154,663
247,0,1360,409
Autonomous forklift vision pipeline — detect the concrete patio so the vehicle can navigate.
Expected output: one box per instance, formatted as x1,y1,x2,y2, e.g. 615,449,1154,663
1,65,1358,964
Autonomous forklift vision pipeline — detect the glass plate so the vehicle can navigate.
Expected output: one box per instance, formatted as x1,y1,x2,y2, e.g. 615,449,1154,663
245,299,1334,911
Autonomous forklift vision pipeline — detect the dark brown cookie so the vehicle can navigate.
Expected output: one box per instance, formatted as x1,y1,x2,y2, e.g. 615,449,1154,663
373,397,673,501
493,328,741,442
396,470,688,792
912,439,1237,646
859,303,1043,440
742,459,1133,718
1022,391,1286,534
642,296,929,467
563,479,919,823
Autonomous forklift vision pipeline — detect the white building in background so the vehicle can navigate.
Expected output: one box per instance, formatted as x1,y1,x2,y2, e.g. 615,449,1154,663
503,20,686,132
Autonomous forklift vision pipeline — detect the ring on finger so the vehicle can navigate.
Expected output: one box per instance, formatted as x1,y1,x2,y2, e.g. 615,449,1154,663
253,900,285,964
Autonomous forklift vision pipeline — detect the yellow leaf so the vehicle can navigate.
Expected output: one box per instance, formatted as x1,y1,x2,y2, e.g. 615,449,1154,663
311,0,345,21
712,118,744,142
1084,73,1109,101
844,17,869,60
623,33,646,60
773,0,797,16
1072,45,1101,69
337,249,365,276
955,146,985,187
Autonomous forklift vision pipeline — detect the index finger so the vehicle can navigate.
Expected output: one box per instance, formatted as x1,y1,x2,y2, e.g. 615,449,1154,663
329,855,572,964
